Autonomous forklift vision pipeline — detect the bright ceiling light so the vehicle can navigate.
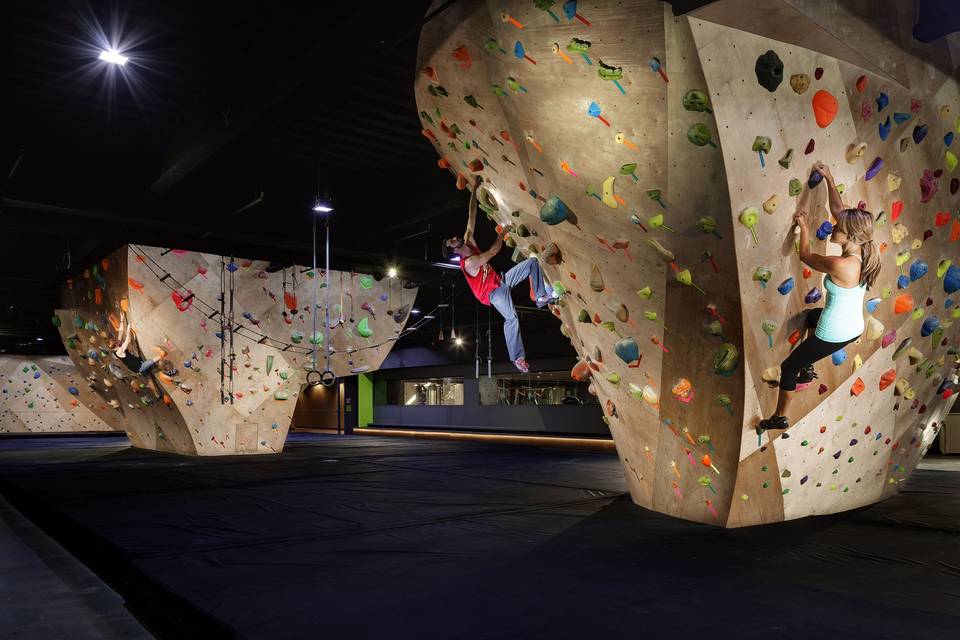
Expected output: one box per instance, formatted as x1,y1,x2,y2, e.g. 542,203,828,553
454,337,463,346
312,202,333,213
410,308,421,315
387,266,398,279
98,49,129,65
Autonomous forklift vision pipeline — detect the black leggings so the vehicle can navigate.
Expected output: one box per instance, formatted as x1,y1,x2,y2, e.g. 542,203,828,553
779,308,859,391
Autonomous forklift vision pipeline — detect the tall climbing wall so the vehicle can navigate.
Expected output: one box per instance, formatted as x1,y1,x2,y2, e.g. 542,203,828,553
689,12,960,526
56,245,416,455
415,0,959,526
0,355,122,433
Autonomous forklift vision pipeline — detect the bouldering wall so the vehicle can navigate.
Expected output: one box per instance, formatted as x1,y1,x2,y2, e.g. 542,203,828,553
0,356,122,433
56,245,416,455
689,12,960,526
414,0,959,526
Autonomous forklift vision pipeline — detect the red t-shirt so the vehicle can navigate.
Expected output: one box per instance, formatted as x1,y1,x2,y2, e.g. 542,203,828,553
460,243,501,305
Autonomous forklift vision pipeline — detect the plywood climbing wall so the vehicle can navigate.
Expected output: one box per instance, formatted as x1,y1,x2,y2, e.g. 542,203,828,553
56,245,416,455
414,0,959,526
0,355,122,433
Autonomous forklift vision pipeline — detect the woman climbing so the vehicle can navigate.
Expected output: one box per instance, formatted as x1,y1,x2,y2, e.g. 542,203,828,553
113,313,167,376
757,161,882,434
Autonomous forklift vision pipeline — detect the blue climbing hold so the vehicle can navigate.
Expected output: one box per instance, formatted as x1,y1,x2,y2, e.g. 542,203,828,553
946,299,955,309
540,196,572,225
909,260,928,281
68,386,78,395
380,293,388,302
944,265,960,294
614,337,640,365
876,92,889,112
921,316,940,337
32,371,41,379
897,274,910,289
946,132,955,146
226,261,239,273
777,277,795,295
893,112,911,124
866,297,881,313
878,116,891,140
913,124,928,144
805,287,822,304
831,348,847,365
816,221,833,240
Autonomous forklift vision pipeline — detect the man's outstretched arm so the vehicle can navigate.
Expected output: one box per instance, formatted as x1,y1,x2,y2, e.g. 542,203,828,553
464,175,481,245
464,229,504,273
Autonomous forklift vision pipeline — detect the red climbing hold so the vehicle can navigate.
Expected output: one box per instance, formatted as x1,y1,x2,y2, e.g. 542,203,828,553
850,377,865,396
855,75,868,93
891,200,903,220
814,67,823,80
951,219,960,242
804,138,815,154
879,369,896,390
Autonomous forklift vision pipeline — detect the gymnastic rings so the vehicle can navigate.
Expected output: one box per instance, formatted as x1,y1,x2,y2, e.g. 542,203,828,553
307,369,337,387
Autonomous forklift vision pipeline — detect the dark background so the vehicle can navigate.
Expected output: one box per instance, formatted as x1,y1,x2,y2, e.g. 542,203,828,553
0,0,564,361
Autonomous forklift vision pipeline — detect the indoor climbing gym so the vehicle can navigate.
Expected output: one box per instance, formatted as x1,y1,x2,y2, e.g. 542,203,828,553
2,1,960,638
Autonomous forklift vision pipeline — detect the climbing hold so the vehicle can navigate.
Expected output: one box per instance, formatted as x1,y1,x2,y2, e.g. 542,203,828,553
876,92,889,112
816,220,833,240
913,124,928,144
879,116,892,140
597,60,626,94
887,173,902,192
831,348,847,365
855,75,868,92
894,293,914,314
788,178,802,196
752,136,772,167
812,90,838,127
601,176,618,208
778,148,793,169
687,123,716,147
682,90,712,113
713,343,739,375
808,170,824,188
753,267,772,287
805,288,822,304
614,338,640,366
590,265,604,292
920,169,938,203
646,189,667,208
777,277,794,295
356,317,373,338
845,141,867,163
920,316,940,337
910,260,928,281
946,150,958,172
540,196,573,225
763,194,778,214
738,207,760,246
804,138,815,155
864,157,883,180
761,320,778,349
944,265,960,294
893,112,912,124
789,73,809,95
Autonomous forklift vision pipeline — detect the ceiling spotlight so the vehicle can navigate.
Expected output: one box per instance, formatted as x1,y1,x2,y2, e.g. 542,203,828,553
387,266,398,279
454,337,464,346
449,255,461,262
312,199,333,213
410,308,421,315
98,49,129,66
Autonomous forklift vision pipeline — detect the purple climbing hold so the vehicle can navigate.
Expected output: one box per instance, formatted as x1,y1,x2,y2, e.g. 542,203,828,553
864,157,883,180
833,450,842,459
807,170,824,188
913,124,928,144
805,287,822,304
850,439,858,446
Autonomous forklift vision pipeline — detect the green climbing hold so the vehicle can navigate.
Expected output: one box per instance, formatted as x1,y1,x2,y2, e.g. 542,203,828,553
359,275,374,289
266,355,274,375
274,390,289,401
309,332,324,346
51,315,61,328
357,317,373,338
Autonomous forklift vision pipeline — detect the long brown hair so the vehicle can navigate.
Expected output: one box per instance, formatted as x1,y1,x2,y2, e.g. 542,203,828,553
835,208,881,290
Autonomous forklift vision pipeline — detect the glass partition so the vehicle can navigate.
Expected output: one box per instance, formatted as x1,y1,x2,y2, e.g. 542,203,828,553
479,371,597,406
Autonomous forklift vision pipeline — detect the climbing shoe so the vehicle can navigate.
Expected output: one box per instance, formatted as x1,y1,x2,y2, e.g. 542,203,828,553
797,364,817,385
514,357,530,373
756,415,789,435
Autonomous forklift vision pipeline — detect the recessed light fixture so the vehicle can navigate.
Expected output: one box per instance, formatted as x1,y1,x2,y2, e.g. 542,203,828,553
98,49,129,65
454,337,463,346
410,308,421,315
387,266,398,279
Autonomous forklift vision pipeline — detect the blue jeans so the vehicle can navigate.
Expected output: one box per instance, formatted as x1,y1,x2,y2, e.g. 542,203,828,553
488,258,549,361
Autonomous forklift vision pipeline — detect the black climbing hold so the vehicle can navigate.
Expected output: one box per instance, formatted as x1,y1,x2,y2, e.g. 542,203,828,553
755,50,784,92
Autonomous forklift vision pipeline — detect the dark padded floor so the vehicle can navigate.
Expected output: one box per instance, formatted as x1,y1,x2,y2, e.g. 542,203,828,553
0,433,958,639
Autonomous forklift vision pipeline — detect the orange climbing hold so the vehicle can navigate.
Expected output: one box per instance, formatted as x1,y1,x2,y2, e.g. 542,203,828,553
855,75,868,93
951,219,960,242
468,159,484,172
438,158,451,169
893,294,914,314
94,288,103,306
571,360,592,381
421,128,436,141
101,258,110,272
879,369,896,390
812,89,839,128
850,377,865,396
456,173,467,190
128,278,144,292
284,291,297,311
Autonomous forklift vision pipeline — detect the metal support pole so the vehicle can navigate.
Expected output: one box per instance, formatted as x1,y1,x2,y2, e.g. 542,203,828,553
312,215,318,373
325,216,331,375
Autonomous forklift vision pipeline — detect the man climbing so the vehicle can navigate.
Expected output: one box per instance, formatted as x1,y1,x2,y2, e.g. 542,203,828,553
442,176,556,373
113,313,167,376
